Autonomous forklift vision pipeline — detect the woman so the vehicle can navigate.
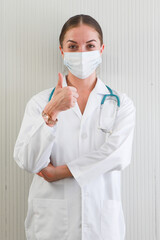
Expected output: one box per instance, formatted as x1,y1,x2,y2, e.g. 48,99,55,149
13,14,136,240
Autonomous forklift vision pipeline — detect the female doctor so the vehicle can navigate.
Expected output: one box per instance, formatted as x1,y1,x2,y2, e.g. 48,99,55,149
13,14,136,240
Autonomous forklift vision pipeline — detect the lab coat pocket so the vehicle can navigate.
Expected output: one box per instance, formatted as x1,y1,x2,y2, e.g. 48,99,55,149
99,116,116,134
101,200,125,240
99,100,118,134
33,198,68,240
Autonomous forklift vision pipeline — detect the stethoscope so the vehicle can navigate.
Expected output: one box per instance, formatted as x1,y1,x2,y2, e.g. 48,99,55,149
48,84,120,134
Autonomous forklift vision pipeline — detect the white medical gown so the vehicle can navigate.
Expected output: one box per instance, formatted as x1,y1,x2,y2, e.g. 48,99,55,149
13,75,136,240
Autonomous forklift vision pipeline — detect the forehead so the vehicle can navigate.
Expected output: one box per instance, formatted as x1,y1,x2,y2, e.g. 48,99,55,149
63,24,100,44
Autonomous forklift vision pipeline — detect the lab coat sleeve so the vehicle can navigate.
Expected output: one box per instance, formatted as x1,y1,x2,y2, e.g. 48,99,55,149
13,96,57,174
66,93,136,188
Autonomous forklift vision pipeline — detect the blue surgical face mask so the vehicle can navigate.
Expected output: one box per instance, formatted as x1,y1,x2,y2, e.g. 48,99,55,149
63,50,102,79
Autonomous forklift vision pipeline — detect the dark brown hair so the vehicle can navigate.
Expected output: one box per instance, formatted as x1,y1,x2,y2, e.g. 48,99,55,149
59,14,103,48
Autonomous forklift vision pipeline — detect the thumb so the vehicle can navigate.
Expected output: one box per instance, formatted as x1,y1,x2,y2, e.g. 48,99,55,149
56,72,63,89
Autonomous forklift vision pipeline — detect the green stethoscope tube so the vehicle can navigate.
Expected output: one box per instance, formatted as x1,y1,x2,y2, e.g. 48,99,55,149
48,85,120,107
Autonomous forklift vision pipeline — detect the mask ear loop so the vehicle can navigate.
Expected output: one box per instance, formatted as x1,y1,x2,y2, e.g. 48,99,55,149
62,65,68,76
60,47,68,77
96,58,103,78
96,48,103,78
96,64,101,78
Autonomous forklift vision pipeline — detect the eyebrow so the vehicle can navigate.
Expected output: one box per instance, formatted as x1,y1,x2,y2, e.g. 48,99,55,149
66,39,97,44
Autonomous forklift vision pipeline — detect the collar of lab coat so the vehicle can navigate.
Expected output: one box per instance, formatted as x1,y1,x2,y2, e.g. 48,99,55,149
62,75,110,121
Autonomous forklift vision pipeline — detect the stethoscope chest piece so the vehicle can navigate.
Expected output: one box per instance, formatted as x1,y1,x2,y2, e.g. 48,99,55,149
98,97,119,134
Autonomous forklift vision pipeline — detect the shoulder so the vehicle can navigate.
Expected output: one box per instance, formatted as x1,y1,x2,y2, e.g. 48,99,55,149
106,87,136,128
111,88,136,112
25,87,54,113
98,78,135,110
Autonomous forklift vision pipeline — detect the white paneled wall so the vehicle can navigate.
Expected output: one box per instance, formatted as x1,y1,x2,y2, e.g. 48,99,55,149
0,0,159,239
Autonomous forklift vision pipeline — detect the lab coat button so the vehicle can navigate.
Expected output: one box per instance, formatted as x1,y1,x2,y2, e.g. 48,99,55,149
81,133,87,139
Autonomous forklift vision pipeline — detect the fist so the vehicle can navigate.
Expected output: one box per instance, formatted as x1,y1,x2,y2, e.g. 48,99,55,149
46,73,79,114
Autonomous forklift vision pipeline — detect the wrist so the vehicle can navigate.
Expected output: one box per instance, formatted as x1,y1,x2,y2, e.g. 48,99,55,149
56,165,73,180
42,110,58,126
44,101,59,121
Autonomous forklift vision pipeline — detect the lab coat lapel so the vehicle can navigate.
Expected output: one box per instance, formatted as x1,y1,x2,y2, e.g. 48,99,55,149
81,77,111,122
81,90,100,122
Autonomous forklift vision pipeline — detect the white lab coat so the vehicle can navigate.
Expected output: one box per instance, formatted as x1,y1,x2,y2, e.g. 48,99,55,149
13,75,136,240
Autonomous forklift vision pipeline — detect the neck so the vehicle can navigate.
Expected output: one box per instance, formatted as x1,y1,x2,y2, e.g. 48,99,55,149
66,71,97,93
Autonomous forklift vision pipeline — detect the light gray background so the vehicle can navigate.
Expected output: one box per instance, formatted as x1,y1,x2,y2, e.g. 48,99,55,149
0,0,160,239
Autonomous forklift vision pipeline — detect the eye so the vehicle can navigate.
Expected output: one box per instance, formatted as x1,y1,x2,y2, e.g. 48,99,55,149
68,45,78,49
87,44,95,48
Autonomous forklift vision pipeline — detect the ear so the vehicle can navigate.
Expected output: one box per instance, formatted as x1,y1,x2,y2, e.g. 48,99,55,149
59,45,64,57
100,44,105,55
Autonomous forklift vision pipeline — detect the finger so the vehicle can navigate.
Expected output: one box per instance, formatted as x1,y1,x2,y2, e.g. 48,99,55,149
37,171,51,181
72,92,79,98
56,72,63,89
41,173,53,182
67,86,78,92
70,97,77,107
37,172,43,177
41,170,54,179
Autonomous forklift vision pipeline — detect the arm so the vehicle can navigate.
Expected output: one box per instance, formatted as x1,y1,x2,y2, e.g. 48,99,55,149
37,163,73,182
66,93,136,188
13,97,58,174
13,73,79,175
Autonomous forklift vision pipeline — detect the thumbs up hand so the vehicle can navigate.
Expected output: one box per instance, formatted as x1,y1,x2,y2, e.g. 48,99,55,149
43,73,79,121
52,72,63,96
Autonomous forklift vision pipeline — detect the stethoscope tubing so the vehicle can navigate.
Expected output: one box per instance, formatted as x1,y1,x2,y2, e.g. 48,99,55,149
48,85,120,107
